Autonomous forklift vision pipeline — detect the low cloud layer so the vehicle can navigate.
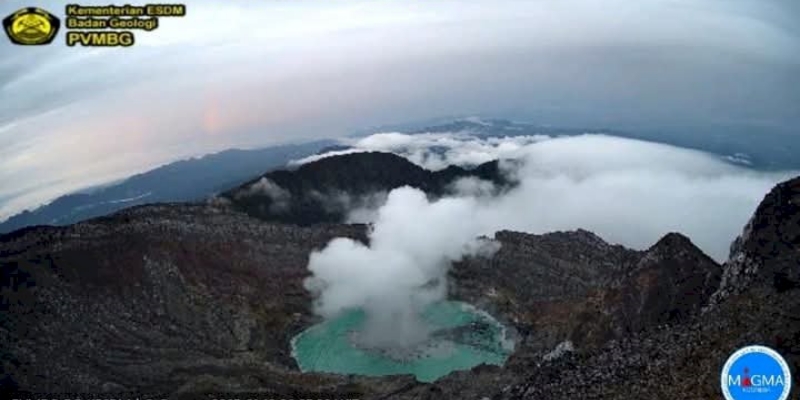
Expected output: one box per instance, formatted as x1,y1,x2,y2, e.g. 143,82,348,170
306,133,797,262
307,190,389,224
292,132,552,170
238,177,292,213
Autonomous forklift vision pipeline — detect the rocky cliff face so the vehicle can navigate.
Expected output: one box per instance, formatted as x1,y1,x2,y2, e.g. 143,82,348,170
0,205,370,392
710,177,800,306
497,177,800,400
0,206,725,397
449,229,721,369
0,158,796,399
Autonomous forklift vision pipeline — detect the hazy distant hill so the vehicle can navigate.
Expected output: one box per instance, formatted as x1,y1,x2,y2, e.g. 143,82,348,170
402,118,800,171
221,151,513,225
0,140,333,233
3,117,797,234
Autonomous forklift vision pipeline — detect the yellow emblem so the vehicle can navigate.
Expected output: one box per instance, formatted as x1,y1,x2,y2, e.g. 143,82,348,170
3,7,60,45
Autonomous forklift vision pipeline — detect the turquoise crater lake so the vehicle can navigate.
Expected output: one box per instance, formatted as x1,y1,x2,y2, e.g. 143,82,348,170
291,301,515,382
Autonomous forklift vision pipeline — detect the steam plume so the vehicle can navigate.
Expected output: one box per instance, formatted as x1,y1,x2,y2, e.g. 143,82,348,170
302,132,796,346
304,187,498,347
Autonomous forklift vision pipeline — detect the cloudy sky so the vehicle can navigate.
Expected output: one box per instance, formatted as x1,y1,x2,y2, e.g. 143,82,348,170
1,0,798,219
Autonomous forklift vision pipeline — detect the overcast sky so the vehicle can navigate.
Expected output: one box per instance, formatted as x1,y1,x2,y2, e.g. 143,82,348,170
1,0,798,220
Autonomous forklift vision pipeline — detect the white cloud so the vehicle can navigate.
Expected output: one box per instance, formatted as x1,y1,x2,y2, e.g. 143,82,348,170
307,132,796,261
1,0,797,221
239,177,291,213
305,187,499,347
305,189,389,223
447,177,499,198
292,132,552,171
304,131,795,350
470,135,795,261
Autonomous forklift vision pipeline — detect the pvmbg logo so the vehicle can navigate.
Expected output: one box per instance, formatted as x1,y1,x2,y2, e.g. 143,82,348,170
3,7,60,45
721,345,792,400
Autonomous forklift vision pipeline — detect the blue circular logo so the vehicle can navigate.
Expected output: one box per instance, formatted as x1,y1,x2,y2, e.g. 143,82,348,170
721,345,792,400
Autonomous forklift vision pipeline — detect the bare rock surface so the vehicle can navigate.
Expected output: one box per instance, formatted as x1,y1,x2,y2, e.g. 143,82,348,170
1,164,797,399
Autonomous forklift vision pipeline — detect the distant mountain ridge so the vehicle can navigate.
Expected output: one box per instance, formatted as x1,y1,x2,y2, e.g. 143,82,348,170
0,140,333,234
3,116,797,234
318,118,800,171
221,151,513,225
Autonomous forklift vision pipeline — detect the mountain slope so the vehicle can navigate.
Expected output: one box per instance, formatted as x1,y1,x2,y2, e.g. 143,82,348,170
0,140,332,234
0,205,369,392
220,151,513,225
495,176,800,400
0,163,796,397
450,229,721,360
0,205,724,395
